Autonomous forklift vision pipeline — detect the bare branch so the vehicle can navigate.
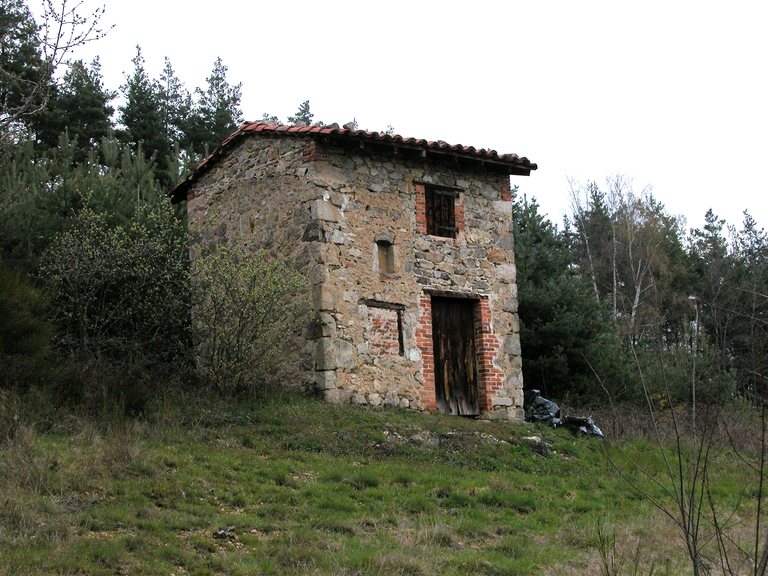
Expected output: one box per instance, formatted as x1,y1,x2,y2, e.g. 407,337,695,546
0,0,113,131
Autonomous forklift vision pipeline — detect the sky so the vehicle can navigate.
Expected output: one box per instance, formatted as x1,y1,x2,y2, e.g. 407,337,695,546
37,0,768,233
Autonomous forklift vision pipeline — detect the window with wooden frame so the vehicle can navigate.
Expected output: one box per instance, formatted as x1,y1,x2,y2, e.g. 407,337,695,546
425,186,459,238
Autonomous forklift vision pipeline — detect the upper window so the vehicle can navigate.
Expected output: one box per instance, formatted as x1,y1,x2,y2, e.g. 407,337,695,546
425,186,459,238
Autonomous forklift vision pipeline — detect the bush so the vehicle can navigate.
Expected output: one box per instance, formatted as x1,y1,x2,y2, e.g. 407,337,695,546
36,205,191,410
0,265,56,392
191,245,306,394
0,265,52,357
40,206,190,365
631,343,735,407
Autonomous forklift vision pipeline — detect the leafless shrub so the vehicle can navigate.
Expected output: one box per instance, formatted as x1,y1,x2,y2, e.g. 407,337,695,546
589,339,768,576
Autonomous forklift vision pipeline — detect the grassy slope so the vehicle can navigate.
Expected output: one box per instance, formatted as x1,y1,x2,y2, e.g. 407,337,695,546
0,394,757,575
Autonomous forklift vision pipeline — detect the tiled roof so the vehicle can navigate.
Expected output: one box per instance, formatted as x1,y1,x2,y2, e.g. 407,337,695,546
171,123,537,202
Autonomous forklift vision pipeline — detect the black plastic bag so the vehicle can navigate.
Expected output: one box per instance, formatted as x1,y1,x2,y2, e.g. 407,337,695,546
523,389,603,439
560,416,603,439
524,389,560,422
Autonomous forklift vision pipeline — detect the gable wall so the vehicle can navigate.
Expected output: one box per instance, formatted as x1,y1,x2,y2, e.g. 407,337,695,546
185,136,321,389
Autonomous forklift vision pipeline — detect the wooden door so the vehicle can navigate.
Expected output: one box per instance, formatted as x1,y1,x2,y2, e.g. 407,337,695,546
431,297,479,416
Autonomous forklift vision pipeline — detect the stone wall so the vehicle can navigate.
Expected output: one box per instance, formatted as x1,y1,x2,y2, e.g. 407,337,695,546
185,136,320,389
185,134,525,420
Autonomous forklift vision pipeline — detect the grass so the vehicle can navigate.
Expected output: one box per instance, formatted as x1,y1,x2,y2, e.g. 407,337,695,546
0,392,762,575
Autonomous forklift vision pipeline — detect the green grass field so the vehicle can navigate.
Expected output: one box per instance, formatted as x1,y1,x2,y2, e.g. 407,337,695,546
0,393,762,575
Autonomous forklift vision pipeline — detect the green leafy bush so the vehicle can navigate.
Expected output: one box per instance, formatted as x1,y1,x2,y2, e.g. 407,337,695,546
191,246,306,394
40,206,189,364
35,204,191,411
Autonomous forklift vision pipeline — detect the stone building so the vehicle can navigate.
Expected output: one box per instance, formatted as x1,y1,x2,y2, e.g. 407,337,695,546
171,123,537,420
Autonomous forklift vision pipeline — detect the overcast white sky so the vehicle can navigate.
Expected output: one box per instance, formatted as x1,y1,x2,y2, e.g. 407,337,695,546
42,0,768,233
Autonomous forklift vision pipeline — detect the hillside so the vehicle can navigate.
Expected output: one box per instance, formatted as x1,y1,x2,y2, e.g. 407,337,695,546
0,393,760,575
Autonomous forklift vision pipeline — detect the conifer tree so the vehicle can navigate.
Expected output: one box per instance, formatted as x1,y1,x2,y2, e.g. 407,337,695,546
0,0,46,137
188,57,242,156
32,58,115,160
118,46,171,184
569,181,615,308
731,212,768,399
0,0,110,139
158,57,191,146
514,192,629,399
288,100,313,126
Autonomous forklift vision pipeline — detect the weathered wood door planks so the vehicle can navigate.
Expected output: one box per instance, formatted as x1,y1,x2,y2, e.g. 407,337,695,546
431,297,479,415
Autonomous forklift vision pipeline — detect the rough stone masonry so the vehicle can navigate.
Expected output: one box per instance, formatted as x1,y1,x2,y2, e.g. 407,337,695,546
172,124,537,421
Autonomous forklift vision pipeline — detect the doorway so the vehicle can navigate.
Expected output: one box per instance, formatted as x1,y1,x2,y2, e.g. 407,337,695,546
431,296,479,416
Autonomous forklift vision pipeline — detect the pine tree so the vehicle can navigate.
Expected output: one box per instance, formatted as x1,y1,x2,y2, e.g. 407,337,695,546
0,133,167,274
0,0,46,136
288,100,314,126
729,212,768,398
188,57,242,156
569,181,615,308
0,0,110,139
513,193,625,399
32,58,115,161
260,112,280,125
118,46,171,184
158,57,191,146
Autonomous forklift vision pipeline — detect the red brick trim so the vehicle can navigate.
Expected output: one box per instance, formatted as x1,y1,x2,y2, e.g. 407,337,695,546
416,293,436,411
475,299,503,413
417,294,501,414
415,184,465,236
501,178,512,201
367,307,402,356
302,140,328,163
415,184,427,234
455,198,465,233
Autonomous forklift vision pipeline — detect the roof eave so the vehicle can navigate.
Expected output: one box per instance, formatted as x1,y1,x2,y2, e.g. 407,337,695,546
170,125,537,203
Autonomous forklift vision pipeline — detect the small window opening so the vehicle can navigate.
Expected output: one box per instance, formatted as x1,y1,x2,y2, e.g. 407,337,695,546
377,240,395,274
426,187,458,238
362,300,405,357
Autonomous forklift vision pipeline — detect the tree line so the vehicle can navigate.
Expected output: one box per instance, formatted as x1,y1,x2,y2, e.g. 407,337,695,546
0,0,310,413
514,176,767,406
1,0,319,184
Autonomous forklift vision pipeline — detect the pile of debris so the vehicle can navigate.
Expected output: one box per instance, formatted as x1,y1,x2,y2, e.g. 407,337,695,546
523,389,603,439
